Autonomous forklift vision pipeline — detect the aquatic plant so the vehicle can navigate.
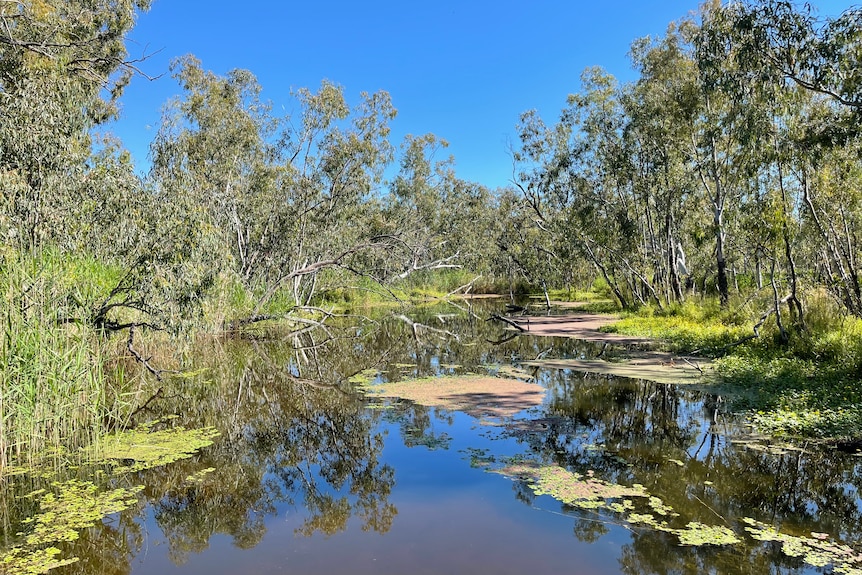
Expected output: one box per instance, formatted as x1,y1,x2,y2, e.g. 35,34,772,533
1,421,221,574
94,420,221,473
743,518,862,574
2,480,143,574
499,461,648,510
499,461,746,548
361,374,546,419
676,522,740,546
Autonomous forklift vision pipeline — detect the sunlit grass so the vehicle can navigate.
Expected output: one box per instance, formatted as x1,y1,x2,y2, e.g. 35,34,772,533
0,250,135,471
603,294,862,439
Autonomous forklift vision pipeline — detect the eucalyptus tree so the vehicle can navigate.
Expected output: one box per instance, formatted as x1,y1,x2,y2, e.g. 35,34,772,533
151,58,399,322
0,0,151,249
513,67,677,309
726,0,862,317
689,3,773,308
625,28,702,304
510,105,589,304
382,134,461,280
379,134,496,287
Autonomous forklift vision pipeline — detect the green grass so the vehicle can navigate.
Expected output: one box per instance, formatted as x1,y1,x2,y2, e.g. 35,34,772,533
604,300,752,356
603,295,862,439
0,250,135,471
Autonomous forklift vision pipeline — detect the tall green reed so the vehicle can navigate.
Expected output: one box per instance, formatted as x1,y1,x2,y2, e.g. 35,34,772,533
0,250,126,472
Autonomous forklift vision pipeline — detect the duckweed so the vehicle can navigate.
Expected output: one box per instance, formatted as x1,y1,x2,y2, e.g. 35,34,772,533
744,518,862,574
2,480,143,574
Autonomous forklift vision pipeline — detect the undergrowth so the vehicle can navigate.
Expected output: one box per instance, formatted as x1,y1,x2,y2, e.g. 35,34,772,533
0,250,135,471
603,294,862,439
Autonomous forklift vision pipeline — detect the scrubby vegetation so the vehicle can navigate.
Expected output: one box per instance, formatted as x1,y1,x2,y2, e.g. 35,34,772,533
604,294,862,438
4,0,862,470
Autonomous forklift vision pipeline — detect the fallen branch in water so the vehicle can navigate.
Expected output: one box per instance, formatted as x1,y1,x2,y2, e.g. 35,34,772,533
127,324,164,381
488,313,526,332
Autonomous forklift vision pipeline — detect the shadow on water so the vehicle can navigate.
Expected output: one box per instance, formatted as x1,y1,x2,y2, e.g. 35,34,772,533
6,300,862,574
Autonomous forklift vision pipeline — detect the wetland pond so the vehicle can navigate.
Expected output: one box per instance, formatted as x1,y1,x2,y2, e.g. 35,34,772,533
6,299,862,575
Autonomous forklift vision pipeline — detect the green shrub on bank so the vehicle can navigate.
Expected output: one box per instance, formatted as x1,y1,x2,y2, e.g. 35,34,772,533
604,300,752,356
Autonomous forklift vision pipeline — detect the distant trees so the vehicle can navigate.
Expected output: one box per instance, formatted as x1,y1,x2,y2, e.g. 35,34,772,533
510,0,862,331
5,0,861,337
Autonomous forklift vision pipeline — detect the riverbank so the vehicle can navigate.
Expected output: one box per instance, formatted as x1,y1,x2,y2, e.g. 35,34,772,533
589,299,862,441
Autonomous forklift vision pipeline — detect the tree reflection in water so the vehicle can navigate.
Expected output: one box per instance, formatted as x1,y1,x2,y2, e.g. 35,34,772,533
23,302,862,575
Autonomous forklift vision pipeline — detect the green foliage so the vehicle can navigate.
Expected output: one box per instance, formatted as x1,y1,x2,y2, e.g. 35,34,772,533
0,0,151,249
0,250,121,469
606,300,752,356
607,295,862,438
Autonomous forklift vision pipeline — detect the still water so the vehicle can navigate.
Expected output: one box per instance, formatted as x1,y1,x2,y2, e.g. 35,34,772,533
13,300,862,574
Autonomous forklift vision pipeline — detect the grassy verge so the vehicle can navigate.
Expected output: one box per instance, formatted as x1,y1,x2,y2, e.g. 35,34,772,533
602,296,862,440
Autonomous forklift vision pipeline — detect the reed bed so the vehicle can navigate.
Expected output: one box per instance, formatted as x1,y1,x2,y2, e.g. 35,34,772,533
0,252,121,471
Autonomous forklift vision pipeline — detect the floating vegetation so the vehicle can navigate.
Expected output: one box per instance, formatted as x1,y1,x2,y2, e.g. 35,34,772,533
2,480,143,574
347,368,379,385
461,447,495,468
521,355,711,385
676,522,741,546
186,467,216,484
497,461,647,510
363,402,394,410
94,420,221,473
1,421,221,574
482,364,535,381
360,375,546,419
648,496,676,516
729,438,807,456
497,461,743,547
743,518,862,574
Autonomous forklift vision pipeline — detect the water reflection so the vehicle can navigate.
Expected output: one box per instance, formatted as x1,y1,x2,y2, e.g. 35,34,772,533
10,300,858,575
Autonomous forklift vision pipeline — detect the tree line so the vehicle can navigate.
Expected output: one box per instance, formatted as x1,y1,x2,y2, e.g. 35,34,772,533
2,0,861,340
511,0,862,345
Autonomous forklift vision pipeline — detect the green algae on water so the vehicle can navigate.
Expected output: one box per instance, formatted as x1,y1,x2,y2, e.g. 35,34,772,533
2,480,143,574
2,422,221,574
186,467,216,484
498,461,648,510
348,368,379,386
744,518,862,574
676,522,740,546
94,420,221,473
497,461,742,547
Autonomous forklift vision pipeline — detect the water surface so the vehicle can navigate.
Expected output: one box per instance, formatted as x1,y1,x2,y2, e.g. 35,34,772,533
10,300,862,574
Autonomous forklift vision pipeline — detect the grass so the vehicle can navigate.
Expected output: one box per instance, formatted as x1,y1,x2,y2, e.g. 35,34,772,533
602,294,862,439
0,250,138,472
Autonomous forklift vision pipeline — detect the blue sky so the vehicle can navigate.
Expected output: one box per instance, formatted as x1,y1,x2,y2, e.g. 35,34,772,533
110,0,852,190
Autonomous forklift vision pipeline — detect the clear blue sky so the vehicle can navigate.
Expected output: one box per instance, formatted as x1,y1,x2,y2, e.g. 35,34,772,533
109,0,852,190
